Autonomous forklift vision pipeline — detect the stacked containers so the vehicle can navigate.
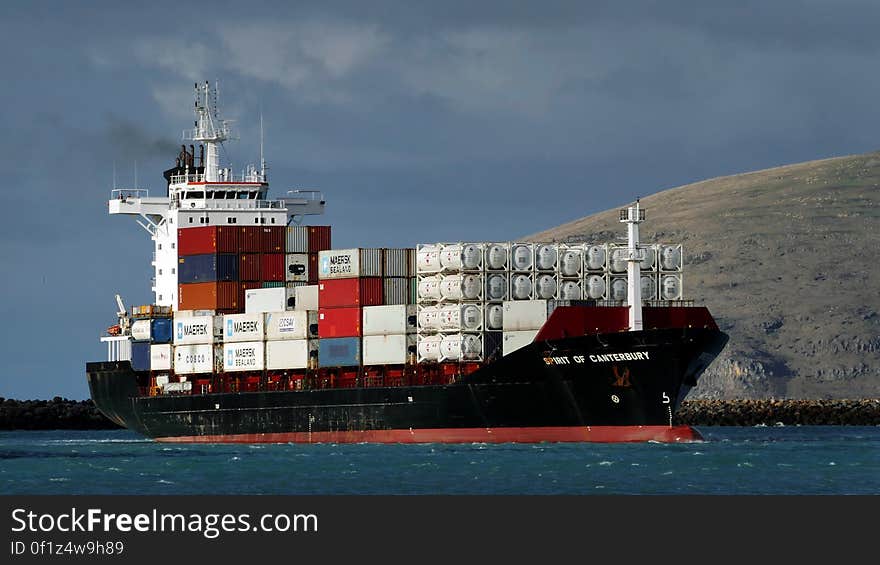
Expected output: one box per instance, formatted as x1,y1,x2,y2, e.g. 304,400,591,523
362,304,417,365
264,310,319,370
285,226,331,309
605,243,665,302
129,317,173,372
583,243,608,301
172,313,222,375
416,243,502,363
657,243,683,301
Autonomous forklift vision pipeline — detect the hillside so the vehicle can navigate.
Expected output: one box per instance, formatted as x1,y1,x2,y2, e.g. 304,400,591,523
530,152,880,399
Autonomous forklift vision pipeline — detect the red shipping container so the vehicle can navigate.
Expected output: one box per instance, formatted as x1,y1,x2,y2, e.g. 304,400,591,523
216,226,241,253
318,277,383,308
308,226,332,253
261,253,285,282
239,253,262,281
178,281,239,311
309,253,319,283
240,227,262,252
318,307,362,338
178,226,217,255
261,226,285,253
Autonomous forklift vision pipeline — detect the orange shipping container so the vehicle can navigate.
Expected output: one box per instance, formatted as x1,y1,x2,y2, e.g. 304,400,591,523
178,281,240,311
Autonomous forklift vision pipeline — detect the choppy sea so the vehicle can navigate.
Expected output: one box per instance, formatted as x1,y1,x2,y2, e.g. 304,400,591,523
1,427,877,494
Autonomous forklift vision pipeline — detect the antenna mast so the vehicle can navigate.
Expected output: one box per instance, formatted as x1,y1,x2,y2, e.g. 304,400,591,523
619,200,646,331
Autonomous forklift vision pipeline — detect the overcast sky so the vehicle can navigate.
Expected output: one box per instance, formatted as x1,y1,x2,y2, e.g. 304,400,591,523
2,1,879,399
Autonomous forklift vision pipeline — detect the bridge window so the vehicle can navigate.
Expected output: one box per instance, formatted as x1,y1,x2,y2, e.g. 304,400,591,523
172,268,175,274
188,217,193,223
270,218,275,224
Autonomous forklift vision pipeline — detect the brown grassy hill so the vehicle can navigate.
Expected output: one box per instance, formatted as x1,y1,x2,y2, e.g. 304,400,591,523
530,152,880,399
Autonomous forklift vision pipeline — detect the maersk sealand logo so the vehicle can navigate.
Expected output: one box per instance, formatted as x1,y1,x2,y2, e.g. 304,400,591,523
321,256,329,276
177,322,183,340
227,319,233,337
227,349,233,367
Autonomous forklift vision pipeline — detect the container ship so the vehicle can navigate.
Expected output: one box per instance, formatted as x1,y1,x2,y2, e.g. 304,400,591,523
86,82,728,443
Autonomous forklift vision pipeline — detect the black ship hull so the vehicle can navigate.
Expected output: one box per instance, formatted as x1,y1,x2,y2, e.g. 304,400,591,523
86,327,727,443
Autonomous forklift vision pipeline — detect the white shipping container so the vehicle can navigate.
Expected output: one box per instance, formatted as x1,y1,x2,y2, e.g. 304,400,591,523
484,243,509,270
484,273,509,302
417,305,443,331
439,243,483,271
660,274,683,300
223,341,265,372
502,330,539,356
150,344,172,371
510,273,534,300
363,334,416,365
417,276,443,301
245,288,286,314
438,303,483,332
534,274,558,300
609,277,628,301
131,320,151,341
318,248,382,279
485,303,504,330
294,285,319,311
502,300,552,331
265,339,317,370
223,313,264,343
439,274,482,301
558,280,583,300
584,274,607,299
417,334,443,363
558,245,583,277
285,253,310,282
585,244,607,271
265,310,316,340
362,304,417,336
535,244,558,271
439,333,483,362
510,243,534,271
416,244,443,274
173,343,215,374
173,315,221,345
659,244,683,271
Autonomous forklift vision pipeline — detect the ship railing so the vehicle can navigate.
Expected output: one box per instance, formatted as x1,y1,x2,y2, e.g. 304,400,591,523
171,198,289,210
169,171,267,185
111,188,149,200
594,299,696,307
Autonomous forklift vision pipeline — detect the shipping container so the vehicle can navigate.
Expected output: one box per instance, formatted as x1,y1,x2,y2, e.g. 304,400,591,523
261,226,285,253
265,339,317,370
534,274,558,300
173,343,216,374
660,274,683,300
534,244,558,271
384,248,414,277
178,253,239,283
439,243,483,272
609,244,655,272
285,225,309,253
177,226,218,255
658,244,683,272
484,243,509,270
417,275,442,302
261,253,285,282
409,277,417,304
510,273,534,300
437,303,483,332
584,244,607,271
245,287,286,314
439,274,483,301
383,277,410,305
150,344,172,371
173,314,222,345
216,226,241,253
131,341,151,371
484,273,509,302
502,330,539,356
641,274,658,301
318,248,382,279
558,244,583,278
362,334,415,365
261,282,285,288
294,285,319,311
131,318,173,343
178,282,239,312
239,226,263,253
239,253,262,281
318,278,383,309
286,253,310,282
584,274,607,300
223,313,264,343
609,277,628,301
362,304,417,336
318,307,362,338
265,310,318,340
510,243,534,272
307,226,332,253
309,253,319,283
223,341,265,372
417,305,442,332
485,303,504,330
416,244,442,274
558,279,583,300
439,333,483,362
318,337,360,368
502,300,554,332
416,334,442,363
284,283,307,309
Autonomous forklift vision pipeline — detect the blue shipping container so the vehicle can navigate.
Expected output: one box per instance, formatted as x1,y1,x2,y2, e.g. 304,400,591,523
131,341,151,371
178,254,239,283
150,318,173,344
318,337,361,368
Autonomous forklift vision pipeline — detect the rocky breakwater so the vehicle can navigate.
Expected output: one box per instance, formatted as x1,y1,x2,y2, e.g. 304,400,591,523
678,399,880,426
0,398,121,430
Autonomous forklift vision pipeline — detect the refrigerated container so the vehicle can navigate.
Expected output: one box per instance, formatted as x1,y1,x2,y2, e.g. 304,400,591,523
362,304,417,336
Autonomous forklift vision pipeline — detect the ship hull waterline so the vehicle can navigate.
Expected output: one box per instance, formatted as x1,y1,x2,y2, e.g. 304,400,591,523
87,327,727,444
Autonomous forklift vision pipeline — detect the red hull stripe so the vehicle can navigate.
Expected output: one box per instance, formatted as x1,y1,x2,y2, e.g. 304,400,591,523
155,426,702,444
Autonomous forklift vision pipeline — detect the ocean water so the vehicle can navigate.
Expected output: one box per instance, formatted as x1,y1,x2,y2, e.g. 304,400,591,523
0,427,877,494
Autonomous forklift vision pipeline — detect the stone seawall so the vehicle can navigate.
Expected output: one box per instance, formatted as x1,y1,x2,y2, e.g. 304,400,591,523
677,399,880,426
